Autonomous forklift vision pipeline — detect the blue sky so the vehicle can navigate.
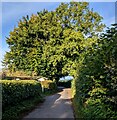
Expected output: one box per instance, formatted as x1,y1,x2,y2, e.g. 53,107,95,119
1,2,116,69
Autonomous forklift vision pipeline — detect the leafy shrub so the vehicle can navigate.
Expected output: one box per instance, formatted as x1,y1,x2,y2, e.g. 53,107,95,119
2,95,44,120
49,82,57,91
1,80,42,110
40,80,57,91
72,24,117,119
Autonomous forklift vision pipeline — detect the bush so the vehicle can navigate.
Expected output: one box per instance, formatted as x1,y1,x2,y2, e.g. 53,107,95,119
1,80,42,110
40,80,57,91
49,82,57,91
2,95,44,120
72,24,117,119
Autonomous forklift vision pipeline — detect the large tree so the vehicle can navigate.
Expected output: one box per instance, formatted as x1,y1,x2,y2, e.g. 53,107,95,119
3,2,105,82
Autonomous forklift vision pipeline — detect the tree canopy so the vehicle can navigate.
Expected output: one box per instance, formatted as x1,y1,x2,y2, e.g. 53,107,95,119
3,2,105,82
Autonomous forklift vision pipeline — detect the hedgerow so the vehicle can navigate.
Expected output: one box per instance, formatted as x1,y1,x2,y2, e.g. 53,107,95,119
40,80,57,91
2,95,44,120
72,24,117,119
58,80,71,88
1,80,42,110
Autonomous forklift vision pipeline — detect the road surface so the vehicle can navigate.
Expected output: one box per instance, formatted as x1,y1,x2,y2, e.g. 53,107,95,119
23,88,74,119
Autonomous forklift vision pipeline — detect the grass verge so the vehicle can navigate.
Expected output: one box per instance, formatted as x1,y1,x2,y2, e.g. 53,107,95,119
2,96,44,120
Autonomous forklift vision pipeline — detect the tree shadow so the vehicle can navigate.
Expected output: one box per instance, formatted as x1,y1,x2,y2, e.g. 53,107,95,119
23,88,74,119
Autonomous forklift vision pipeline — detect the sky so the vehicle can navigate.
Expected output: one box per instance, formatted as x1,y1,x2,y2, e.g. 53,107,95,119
1,1,116,70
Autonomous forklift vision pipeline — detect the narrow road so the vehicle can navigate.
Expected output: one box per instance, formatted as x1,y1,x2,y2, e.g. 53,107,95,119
23,88,74,119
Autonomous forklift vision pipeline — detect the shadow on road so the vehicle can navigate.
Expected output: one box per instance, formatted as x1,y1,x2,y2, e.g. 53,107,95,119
23,88,74,119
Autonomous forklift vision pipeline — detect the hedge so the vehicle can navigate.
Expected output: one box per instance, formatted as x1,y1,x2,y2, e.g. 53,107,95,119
58,80,71,88
39,80,57,91
72,24,117,119
1,80,42,110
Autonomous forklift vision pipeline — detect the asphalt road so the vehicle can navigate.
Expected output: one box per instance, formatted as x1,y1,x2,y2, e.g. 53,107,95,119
23,88,74,119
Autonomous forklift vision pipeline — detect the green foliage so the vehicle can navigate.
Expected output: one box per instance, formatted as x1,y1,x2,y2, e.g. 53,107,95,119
2,95,44,120
2,80,58,120
58,80,71,88
3,2,105,82
48,82,58,91
72,24,117,119
40,80,57,91
1,80,42,110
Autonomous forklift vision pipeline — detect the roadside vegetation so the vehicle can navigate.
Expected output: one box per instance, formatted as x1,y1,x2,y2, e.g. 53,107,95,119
58,80,71,88
72,24,117,119
1,80,57,120
1,2,117,119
